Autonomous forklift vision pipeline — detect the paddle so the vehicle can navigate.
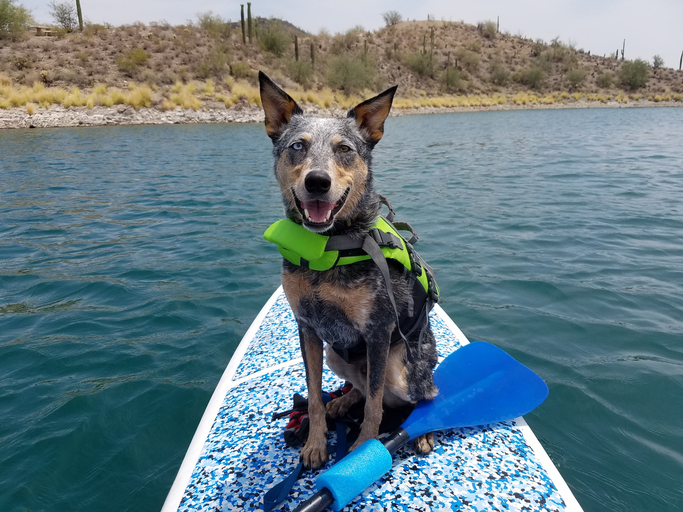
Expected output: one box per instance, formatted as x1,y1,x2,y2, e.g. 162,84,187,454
292,341,549,512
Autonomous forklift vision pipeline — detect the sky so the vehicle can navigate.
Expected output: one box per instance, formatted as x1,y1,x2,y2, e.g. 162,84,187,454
21,0,683,69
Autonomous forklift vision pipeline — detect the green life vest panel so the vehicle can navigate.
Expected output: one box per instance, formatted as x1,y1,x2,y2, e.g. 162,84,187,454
263,216,434,297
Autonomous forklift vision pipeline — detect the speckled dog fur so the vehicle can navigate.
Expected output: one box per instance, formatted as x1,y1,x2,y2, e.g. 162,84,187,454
259,71,438,469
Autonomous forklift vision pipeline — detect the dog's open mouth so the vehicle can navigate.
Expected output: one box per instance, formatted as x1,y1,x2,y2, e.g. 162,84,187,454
293,188,350,230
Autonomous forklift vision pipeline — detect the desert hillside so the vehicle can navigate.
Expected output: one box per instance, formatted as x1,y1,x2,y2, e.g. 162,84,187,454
1,13,683,114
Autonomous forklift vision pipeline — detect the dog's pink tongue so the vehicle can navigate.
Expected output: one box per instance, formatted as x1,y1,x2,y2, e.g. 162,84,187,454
301,200,336,223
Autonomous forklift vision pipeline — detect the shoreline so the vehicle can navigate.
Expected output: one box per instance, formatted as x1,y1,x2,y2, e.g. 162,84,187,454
1,100,681,130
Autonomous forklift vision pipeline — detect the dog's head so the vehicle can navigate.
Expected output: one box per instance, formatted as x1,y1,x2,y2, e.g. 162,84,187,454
259,71,397,233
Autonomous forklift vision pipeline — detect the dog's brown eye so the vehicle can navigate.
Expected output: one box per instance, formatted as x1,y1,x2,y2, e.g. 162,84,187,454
338,144,351,153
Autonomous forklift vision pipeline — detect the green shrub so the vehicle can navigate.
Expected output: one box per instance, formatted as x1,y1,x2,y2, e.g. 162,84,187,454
653,55,664,70
331,27,361,54
531,39,546,57
512,66,545,89
326,53,376,94
195,49,229,79
382,10,402,27
403,52,433,78
565,67,586,89
455,48,480,73
489,61,509,86
619,59,649,90
287,60,314,88
196,11,231,39
0,0,32,40
230,61,251,79
48,0,77,31
260,20,288,58
441,67,463,92
478,20,497,39
596,72,614,88
116,47,149,77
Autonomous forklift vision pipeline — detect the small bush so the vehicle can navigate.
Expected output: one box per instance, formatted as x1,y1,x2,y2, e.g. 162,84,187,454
331,28,361,54
196,11,231,38
619,59,649,90
653,55,664,70
326,53,376,94
565,67,586,90
441,67,463,92
48,0,77,31
455,48,480,74
0,0,33,40
286,60,314,88
489,61,509,86
83,23,107,37
403,52,433,78
596,72,614,88
512,66,545,89
195,49,229,79
230,61,251,80
116,48,149,77
478,20,497,39
260,20,288,58
531,39,546,57
382,10,402,27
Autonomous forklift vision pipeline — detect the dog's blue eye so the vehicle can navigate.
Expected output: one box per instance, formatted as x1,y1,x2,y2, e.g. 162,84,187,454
291,142,303,151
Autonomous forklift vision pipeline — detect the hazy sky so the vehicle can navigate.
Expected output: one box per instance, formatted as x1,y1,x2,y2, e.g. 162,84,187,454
22,0,683,69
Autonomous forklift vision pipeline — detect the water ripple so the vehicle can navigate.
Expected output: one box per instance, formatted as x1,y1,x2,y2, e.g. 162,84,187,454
2,110,683,511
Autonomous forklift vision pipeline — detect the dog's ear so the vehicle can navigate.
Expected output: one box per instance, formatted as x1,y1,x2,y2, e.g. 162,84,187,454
348,85,398,144
259,71,303,141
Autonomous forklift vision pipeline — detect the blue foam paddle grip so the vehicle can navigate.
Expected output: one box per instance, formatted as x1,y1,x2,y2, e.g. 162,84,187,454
316,439,393,512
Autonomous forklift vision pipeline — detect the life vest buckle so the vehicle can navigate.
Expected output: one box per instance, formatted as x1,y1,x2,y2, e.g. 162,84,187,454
369,228,402,250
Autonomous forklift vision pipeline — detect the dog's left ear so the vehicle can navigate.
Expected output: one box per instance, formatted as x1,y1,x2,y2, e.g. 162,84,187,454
348,85,398,145
259,71,303,141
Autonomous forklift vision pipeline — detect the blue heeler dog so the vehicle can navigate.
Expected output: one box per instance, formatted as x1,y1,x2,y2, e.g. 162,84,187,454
259,71,438,469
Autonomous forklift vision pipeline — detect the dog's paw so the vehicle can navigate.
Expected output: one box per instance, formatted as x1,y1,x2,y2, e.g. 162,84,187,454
348,424,380,452
326,388,362,419
413,432,434,455
301,437,329,469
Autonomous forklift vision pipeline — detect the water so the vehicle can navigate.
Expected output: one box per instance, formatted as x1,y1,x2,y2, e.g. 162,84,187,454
1,108,682,511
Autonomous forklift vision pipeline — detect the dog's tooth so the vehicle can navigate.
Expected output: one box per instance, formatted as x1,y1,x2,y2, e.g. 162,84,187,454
325,210,331,222
304,209,310,220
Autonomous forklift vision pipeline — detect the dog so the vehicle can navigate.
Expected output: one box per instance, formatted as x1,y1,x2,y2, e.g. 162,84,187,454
259,71,439,469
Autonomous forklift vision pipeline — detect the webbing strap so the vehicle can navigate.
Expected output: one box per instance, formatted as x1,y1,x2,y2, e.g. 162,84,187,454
361,235,417,364
378,194,395,222
263,418,353,511
263,460,305,511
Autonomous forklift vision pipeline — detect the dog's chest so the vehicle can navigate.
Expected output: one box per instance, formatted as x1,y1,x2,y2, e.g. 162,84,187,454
281,270,376,343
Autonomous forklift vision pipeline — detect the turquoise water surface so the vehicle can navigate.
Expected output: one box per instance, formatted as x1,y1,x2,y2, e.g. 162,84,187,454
1,108,682,511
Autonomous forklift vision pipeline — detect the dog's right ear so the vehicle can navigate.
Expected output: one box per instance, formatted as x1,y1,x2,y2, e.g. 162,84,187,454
259,71,303,141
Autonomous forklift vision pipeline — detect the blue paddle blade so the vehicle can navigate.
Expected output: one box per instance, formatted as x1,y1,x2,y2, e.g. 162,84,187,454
401,341,548,439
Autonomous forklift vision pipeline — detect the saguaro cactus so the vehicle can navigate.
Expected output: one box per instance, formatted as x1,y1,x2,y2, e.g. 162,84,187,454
240,5,246,44
295,35,299,61
75,0,83,31
247,3,252,43
311,41,315,67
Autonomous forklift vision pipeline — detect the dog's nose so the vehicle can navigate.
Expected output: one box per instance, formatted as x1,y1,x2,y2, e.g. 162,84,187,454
304,171,331,195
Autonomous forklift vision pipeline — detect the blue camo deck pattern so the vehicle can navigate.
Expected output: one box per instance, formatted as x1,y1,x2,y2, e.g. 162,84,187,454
178,291,567,511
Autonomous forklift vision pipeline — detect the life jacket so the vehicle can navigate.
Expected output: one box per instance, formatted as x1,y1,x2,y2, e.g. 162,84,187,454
263,197,439,363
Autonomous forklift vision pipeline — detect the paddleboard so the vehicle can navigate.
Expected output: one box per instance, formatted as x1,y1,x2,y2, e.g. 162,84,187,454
163,286,583,512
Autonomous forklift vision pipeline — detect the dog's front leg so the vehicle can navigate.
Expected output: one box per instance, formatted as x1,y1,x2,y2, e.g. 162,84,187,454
298,325,329,469
350,327,392,451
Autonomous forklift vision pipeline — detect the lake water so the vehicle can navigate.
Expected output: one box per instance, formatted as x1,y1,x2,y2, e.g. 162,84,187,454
1,107,682,512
